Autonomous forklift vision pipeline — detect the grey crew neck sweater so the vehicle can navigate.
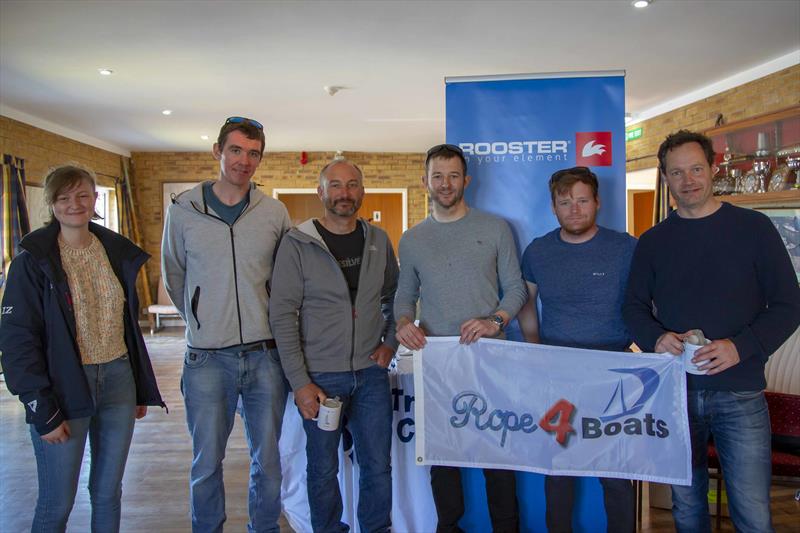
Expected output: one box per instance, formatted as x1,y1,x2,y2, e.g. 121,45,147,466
394,208,527,336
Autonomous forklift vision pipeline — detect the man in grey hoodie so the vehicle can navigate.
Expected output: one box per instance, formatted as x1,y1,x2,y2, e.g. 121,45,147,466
270,159,399,533
161,117,291,533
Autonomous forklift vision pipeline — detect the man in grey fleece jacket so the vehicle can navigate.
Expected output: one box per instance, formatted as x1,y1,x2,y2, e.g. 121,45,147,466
161,117,291,533
270,160,398,533
394,144,527,533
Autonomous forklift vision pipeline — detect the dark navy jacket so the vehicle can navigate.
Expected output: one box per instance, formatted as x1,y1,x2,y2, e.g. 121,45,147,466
0,221,164,435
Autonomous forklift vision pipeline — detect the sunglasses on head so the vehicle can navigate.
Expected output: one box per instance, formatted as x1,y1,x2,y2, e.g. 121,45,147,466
426,144,464,158
425,144,468,171
225,116,264,130
549,166,596,185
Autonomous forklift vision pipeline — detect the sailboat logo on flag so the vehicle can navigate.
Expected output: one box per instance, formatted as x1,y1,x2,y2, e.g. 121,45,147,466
601,368,659,422
581,366,671,440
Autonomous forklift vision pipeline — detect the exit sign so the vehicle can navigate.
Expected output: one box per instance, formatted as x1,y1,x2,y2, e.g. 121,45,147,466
626,127,643,142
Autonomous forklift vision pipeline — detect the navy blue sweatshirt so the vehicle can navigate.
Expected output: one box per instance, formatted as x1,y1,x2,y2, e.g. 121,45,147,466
623,202,800,391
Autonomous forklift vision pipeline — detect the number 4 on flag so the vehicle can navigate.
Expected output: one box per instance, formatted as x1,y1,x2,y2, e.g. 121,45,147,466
539,399,576,447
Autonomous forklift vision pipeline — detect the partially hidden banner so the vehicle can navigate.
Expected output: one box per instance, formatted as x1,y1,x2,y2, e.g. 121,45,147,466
446,72,627,250
413,338,691,486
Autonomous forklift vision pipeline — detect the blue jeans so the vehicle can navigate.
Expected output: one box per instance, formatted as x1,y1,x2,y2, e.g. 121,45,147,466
182,344,288,533
671,389,773,533
302,365,392,533
30,355,136,533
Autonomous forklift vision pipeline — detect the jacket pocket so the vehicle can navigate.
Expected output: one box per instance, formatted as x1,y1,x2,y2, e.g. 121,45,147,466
190,286,201,330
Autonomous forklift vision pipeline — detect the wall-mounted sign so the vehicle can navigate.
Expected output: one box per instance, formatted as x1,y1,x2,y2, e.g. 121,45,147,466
626,127,643,142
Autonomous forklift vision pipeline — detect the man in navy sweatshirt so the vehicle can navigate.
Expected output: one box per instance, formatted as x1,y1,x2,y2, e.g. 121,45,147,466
623,130,800,533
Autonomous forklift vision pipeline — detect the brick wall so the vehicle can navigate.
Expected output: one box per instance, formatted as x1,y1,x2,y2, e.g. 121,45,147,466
0,115,144,305
130,150,427,296
0,116,124,188
626,64,800,172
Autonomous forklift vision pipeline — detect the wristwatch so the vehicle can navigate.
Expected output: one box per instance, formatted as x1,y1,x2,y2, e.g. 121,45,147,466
487,314,504,331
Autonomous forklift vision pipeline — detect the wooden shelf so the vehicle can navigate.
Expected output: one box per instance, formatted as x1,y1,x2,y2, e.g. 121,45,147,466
722,190,800,208
705,106,800,138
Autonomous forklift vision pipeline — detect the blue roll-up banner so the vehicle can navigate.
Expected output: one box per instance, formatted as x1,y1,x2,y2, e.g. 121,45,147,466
447,71,626,247
445,71,627,533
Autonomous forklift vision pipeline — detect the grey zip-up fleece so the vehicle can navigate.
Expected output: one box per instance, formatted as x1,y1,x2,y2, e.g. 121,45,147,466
161,181,290,349
269,218,399,391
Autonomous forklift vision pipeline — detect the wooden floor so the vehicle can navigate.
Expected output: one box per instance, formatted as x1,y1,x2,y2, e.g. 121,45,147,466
1,328,798,532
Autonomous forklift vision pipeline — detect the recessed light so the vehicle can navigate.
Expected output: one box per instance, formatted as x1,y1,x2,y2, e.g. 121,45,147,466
98,68,113,76
162,109,172,116
200,135,209,141
632,0,651,7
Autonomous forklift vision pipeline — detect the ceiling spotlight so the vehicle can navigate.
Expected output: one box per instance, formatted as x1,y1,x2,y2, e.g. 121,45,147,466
98,68,113,76
162,109,172,116
632,0,651,7
200,135,209,141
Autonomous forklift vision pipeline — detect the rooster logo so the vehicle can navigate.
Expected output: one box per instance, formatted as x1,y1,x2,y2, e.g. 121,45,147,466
582,140,607,158
576,132,613,166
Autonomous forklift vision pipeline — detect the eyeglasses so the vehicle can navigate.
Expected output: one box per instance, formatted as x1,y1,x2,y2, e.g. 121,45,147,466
549,166,597,185
224,116,264,130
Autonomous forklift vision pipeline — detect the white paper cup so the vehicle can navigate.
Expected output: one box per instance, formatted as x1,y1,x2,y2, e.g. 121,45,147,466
683,342,710,375
313,398,342,431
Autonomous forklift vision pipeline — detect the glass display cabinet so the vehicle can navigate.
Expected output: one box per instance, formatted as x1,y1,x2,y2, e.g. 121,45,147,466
704,106,800,201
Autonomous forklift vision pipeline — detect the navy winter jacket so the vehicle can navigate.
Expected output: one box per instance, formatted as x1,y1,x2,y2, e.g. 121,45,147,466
0,222,164,435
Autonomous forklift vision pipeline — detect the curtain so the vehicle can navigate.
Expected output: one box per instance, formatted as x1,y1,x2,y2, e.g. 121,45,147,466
652,168,672,225
1,155,31,288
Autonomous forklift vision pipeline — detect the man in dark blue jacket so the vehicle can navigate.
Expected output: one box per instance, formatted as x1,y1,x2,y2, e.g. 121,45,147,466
623,130,800,533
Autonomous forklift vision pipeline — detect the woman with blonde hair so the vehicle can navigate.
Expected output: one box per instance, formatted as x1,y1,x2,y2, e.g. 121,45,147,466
0,164,164,532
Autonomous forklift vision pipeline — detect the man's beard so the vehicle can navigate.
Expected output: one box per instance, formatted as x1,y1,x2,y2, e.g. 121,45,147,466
430,187,463,209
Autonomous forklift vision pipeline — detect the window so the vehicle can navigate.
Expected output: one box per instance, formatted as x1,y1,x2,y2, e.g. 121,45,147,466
95,186,118,232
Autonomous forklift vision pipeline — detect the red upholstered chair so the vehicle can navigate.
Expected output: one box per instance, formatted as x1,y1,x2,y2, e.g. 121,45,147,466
707,391,800,530
765,391,800,482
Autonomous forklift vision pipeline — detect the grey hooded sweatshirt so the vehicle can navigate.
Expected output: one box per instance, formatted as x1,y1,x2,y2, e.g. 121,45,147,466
161,181,290,349
269,219,399,392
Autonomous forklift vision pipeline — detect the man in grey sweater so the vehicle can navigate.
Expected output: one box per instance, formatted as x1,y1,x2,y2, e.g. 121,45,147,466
270,160,398,533
394,144,527,533
161,117,291,533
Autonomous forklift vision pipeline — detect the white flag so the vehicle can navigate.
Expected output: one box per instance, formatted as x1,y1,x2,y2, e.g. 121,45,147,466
414,337,691,486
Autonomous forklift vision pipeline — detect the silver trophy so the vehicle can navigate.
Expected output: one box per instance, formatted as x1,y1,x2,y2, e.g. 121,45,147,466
787,152,800,190
753,133,771,194
715,146,733,195
730,167,743,194
752,159,771,194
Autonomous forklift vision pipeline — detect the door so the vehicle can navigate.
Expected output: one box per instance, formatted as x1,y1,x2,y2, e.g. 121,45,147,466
275,189,405,256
